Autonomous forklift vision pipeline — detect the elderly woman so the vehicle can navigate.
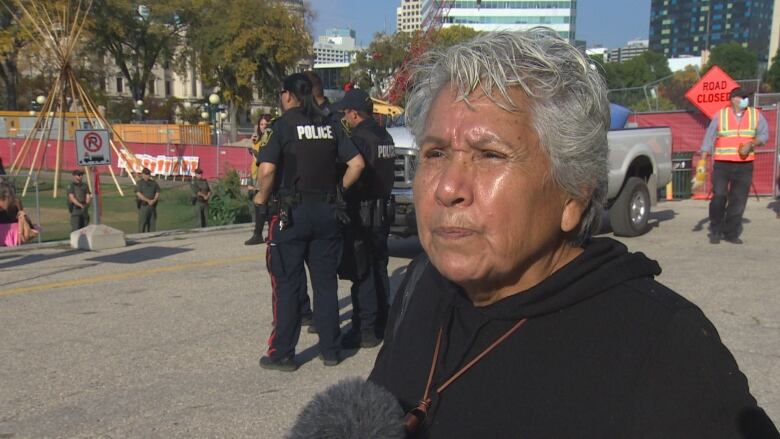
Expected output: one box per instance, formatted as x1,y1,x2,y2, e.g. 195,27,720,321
368,31,777,438
0,180,38,246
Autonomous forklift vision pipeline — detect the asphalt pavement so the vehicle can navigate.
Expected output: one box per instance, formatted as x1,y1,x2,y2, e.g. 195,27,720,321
1,198,778,438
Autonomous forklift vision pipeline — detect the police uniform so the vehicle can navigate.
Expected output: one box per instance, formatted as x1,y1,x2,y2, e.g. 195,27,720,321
246,120,277,245
191,177,210,228
135,176,161,232
340,116,396,345
258,106,359,365
67,180,91,231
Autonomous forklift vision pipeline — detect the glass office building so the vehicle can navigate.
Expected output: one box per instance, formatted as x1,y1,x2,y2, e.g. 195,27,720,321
649,0,774,62
422,0,577,40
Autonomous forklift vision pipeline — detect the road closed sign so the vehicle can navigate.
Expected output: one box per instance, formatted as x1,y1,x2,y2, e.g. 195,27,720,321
685,65,739,119
76,129,111,166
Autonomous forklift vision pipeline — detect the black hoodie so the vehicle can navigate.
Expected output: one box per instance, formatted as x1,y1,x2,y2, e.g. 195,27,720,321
369,238,778,438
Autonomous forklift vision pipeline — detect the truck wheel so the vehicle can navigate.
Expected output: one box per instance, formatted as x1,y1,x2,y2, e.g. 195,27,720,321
610,177,650,237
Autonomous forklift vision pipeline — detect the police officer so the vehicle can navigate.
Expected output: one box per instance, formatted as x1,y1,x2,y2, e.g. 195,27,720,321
332,89,396,349
245,115,272,245
190,168,211,228
255,73,365,371
135,168,160,233
67,169,92,231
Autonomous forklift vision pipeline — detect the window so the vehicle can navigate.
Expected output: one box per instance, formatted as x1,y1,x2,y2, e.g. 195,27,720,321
148,80,155,95
116,77,123,93
165,80,172,97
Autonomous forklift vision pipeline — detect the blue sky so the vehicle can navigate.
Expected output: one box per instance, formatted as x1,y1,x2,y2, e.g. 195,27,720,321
308,0,652,48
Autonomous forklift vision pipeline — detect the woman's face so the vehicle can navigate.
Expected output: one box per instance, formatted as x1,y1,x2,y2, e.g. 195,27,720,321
413,86,586,305
0,197,9,211
259,118,269,133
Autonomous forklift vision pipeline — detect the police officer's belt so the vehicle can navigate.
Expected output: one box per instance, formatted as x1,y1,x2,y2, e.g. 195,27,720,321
279,189,336,204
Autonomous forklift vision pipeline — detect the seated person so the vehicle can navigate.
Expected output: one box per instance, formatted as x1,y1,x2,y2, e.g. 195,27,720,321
0,180,38,246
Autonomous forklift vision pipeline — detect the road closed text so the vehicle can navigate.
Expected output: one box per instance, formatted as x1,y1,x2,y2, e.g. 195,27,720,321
695,80,731,103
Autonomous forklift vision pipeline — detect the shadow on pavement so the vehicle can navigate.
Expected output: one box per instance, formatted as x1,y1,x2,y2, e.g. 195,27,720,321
0,249,83,270
597,208,677,236
86,246,193,264
768,198,780,218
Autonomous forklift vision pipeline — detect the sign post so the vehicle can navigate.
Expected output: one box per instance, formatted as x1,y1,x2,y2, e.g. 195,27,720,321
76,129,111,225
684,65,739,119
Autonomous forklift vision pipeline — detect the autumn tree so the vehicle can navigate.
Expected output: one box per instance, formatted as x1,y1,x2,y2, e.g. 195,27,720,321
187,0,312,140
704,41,758,80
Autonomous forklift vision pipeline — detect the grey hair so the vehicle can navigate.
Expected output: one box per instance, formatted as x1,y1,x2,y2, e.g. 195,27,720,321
406,29,609,244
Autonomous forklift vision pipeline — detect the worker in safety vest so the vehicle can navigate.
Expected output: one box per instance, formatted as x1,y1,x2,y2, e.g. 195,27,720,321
700,87,768,244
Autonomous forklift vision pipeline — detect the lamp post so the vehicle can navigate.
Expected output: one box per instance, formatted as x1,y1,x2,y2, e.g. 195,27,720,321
134,99,144,122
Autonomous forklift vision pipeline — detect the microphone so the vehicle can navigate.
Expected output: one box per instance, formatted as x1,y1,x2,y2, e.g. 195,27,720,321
287,377,406,439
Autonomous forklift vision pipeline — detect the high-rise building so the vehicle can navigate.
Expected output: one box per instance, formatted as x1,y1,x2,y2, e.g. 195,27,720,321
649,0,775,63
422,0,577,40
397,0,423,33
313,28,359,66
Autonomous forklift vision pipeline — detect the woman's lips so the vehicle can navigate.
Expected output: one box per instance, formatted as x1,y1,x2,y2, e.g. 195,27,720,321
432,227,476,239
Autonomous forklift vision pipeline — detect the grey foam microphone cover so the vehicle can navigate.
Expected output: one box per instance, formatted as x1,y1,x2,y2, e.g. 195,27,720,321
287,377,406,439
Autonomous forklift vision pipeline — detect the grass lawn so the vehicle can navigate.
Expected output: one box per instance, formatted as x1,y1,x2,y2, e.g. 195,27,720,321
10,173,203,242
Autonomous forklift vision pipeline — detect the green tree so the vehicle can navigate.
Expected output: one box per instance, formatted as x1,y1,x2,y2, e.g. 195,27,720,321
431,25,479,48
87,0,196,102
765,47,780,91
187,0,311,140
0,3,30,110
704,41,758,80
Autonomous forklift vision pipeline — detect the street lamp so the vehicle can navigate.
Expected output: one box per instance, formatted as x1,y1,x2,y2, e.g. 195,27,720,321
36,95,45,105
134,99,145,122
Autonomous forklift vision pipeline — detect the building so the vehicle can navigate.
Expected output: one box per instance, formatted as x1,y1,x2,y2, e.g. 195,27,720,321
608,39,649,63
314,28,360,65
422,0,577,40
397,0,423,33
769,0,780,63
649,0,775,63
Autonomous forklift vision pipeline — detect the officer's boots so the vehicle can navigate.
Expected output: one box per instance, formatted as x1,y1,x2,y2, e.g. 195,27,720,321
244,205,265,245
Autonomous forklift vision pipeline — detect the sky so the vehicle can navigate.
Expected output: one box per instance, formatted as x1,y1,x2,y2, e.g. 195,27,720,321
308,0,652,49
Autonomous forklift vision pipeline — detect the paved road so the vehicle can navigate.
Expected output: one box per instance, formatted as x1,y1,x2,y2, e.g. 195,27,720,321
1,198,778,438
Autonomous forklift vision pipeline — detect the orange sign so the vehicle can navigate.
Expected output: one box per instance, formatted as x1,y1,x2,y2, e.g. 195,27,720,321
685,66,739,119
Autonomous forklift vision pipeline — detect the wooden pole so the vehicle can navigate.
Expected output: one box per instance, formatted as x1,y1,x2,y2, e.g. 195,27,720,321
53,75,67,198
22,82,60,196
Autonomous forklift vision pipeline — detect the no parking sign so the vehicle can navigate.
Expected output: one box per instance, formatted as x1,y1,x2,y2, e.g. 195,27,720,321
76,129,111,166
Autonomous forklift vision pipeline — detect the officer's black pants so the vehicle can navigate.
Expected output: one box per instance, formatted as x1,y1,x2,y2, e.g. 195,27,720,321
70,207,89,231
709,161,753,239
265,200,342,361
194,202,208,228
349,223,390,338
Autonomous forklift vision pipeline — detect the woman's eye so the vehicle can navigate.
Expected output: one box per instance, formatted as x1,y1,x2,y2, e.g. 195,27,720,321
480,150,506,160
423,148,445,159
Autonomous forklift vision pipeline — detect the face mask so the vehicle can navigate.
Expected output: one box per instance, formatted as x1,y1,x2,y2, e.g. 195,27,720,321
739,97,749,109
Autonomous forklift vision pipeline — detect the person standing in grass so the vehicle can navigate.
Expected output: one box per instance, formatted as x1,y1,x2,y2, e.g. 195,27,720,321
67,169,92,231
190,168,211,228
135,168,160,233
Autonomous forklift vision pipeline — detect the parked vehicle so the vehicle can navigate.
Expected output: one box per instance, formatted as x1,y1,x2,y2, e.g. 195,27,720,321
388,126,672,237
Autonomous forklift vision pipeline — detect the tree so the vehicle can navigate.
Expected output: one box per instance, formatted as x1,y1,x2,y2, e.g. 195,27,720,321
187,0,312,140
0,3,30,110
658,65,700,111
431,25,479,49
765,47,780,92
594,51,672,110
87,0,196,102
704,41,758,80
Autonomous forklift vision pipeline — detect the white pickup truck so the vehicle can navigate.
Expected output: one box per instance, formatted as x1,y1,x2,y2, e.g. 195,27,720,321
389,126,672,237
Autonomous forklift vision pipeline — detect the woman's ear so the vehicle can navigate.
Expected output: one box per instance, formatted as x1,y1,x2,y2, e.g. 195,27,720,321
561,197,587,233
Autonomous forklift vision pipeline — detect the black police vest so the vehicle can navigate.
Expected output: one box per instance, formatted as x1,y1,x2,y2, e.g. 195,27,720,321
280,109,340,193
352,120,396,200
